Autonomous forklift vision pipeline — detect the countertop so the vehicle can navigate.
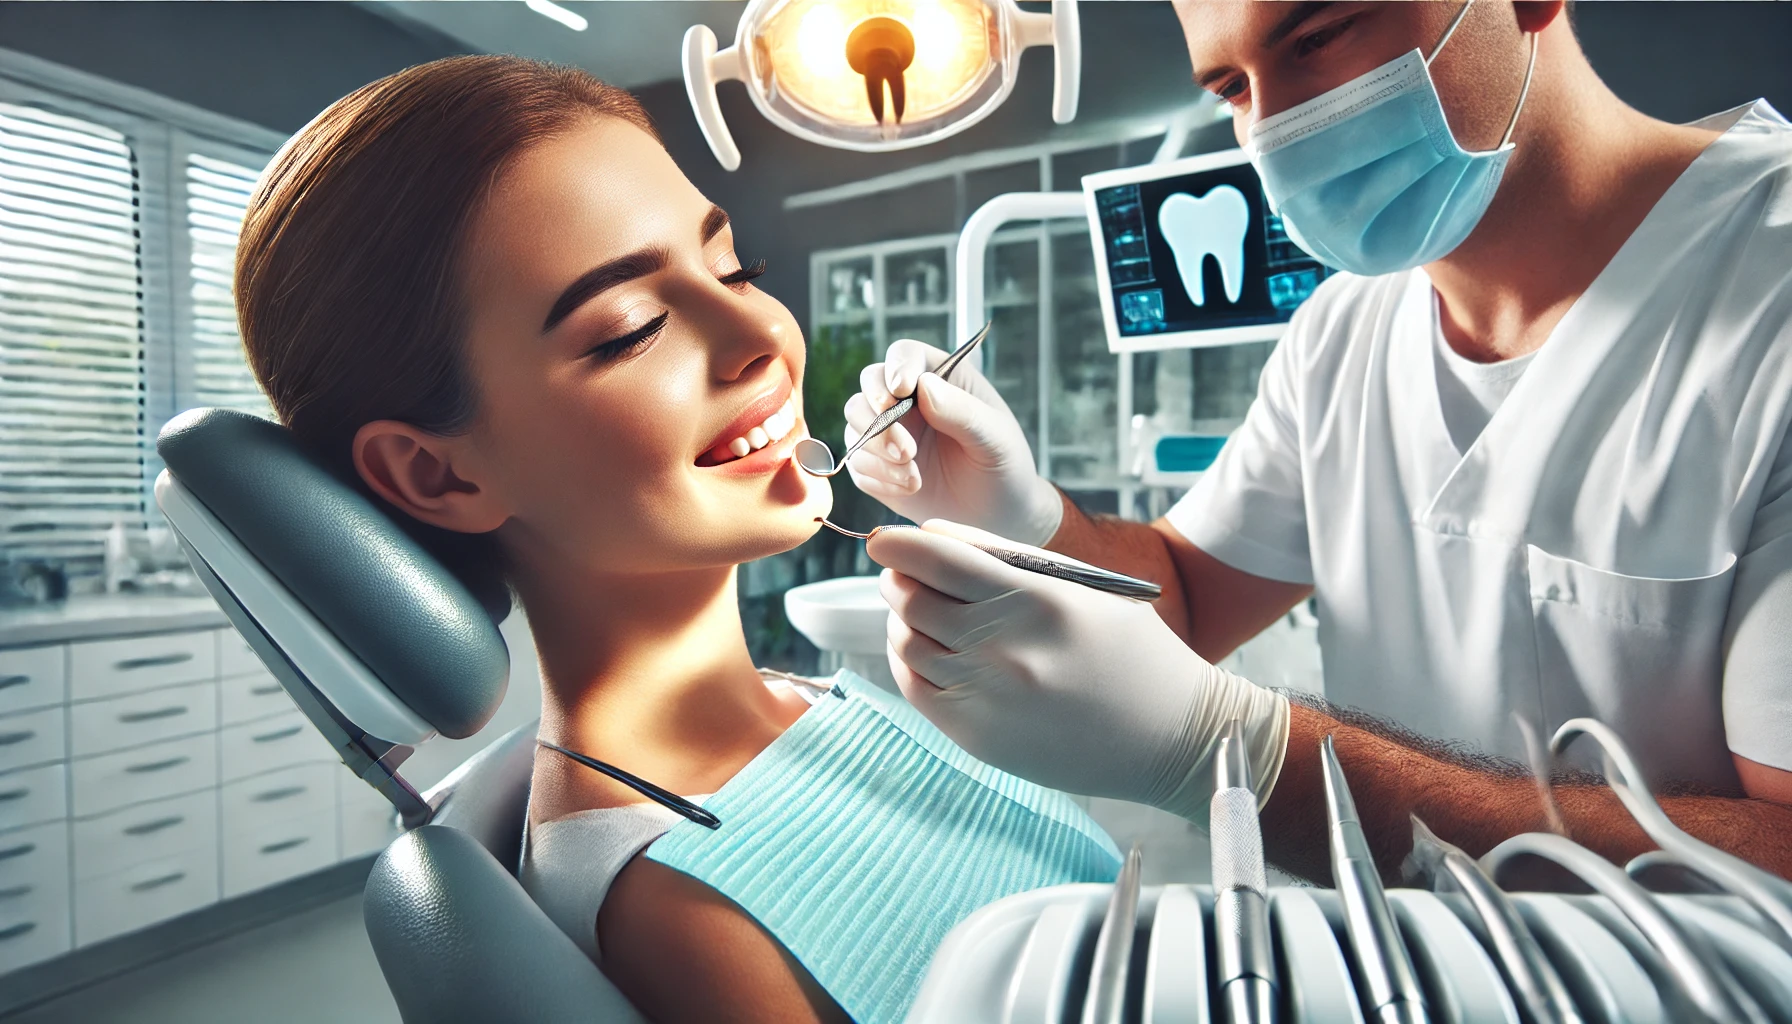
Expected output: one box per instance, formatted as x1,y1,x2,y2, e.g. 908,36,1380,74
0,594,228,648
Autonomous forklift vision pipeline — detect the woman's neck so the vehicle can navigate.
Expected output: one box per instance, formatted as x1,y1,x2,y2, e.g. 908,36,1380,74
516,560,804,801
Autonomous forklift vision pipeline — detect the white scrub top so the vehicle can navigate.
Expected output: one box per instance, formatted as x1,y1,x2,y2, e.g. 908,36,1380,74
1167,100,1792,791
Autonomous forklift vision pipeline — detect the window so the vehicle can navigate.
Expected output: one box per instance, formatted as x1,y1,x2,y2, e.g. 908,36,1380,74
0,53,280,579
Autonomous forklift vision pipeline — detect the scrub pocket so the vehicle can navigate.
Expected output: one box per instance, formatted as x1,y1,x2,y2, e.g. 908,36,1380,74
1525,546,1738,791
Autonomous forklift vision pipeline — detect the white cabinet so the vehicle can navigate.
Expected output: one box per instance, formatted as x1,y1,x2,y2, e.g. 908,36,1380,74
0,620,412,974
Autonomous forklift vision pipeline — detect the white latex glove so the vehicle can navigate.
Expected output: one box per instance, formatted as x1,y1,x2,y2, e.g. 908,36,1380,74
844,339,1063,546
867,519,1291,826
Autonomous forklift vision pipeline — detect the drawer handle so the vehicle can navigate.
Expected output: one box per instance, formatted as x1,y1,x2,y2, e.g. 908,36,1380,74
0,843,35,862
0,674,29,691
124,756,190,774
118,705,189,724
113,652,194,671
0,883,32,899
252,785,307,803
0,788,28,804
0,921,36,941
260,837,308,855
0,730,34,747
123,815,185,836
130,871,187,893
250,683,284,697
252,725,303,744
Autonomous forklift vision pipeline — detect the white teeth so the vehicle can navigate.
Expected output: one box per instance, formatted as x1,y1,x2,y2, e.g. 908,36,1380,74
716,399,798,463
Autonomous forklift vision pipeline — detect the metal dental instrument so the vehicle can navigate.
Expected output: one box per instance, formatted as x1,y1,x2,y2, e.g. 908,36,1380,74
1551,718,1792,951
1212,720,1279,1024
1482,832,1766,1024
793,321,991,478
814,518,1163,601
1083,843,1142,1024
1321,734,1428,1024
1405,814,1582,1024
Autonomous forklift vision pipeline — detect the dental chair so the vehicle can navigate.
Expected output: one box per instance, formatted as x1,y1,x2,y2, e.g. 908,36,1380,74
154,408,646,1023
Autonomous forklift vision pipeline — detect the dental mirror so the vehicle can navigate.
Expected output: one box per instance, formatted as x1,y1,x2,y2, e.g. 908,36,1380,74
794,322,990,478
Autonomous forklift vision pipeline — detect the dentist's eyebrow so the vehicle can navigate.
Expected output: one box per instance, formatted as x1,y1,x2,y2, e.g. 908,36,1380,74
542,204,733,333
1262,1,1336,49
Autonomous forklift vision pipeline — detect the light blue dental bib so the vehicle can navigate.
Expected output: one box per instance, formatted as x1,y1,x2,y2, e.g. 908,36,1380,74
646,670,1122,1024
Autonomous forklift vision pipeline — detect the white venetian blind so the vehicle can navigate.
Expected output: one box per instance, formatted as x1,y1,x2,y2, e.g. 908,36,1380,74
0,100,146,569
184,151,270,417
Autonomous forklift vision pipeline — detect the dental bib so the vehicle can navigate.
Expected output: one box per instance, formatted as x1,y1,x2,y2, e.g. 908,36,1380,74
645,670,1122,1024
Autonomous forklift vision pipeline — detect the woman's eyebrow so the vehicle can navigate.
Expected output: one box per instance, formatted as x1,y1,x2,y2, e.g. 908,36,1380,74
541,205,733,334
543,247,669,333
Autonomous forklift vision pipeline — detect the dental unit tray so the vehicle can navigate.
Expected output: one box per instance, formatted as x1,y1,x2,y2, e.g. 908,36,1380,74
907,883,1792,1024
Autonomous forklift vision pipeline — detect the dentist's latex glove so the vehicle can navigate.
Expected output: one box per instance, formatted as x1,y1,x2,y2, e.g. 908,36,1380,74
845,339,1063,546
867,520,1291,827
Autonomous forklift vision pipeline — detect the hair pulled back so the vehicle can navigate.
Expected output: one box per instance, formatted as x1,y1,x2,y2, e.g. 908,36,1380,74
236,56,656,615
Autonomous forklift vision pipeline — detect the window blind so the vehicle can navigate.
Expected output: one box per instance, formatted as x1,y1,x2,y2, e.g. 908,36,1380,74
184,152,269,417
0,100,145,571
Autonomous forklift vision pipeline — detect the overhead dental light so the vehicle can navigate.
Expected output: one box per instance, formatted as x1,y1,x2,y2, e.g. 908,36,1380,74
683,0,1081,170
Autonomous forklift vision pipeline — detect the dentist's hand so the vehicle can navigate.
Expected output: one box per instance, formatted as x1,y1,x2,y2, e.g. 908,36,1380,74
867,520,1291,827
845,340,1063,546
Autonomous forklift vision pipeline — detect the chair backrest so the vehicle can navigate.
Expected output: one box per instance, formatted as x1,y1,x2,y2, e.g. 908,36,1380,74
154,407,509,825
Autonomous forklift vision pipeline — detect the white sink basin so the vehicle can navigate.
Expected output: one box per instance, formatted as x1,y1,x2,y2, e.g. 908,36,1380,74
782,575,886,656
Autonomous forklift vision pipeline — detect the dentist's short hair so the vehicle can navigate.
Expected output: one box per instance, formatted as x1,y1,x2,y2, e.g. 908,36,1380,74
236,56,655,614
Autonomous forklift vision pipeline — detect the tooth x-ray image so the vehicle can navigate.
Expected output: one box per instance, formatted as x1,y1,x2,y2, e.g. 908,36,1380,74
1082,149,1332,352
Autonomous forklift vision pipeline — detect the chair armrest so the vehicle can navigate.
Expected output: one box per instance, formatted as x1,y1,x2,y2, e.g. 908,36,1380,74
364,826,646,1023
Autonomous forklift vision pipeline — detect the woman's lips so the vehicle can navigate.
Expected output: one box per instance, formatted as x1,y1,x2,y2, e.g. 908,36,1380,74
696,397,801,468
697,416,807,474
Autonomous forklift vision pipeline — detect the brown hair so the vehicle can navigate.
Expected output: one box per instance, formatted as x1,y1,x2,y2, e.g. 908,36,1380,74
236,56,656,614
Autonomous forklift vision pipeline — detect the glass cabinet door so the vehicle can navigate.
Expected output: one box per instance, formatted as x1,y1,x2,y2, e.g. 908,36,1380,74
1048,222,1118,489
983,233,1041,460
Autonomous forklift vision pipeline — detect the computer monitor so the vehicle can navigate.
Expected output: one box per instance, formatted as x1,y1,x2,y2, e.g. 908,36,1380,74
1082,149,1333,353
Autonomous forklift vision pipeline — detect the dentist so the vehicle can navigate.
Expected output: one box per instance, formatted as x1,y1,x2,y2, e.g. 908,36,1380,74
849,0,1792,880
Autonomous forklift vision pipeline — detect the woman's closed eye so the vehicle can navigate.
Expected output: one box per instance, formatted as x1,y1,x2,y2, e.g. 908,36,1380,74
584,311,668,364
719,258,767,290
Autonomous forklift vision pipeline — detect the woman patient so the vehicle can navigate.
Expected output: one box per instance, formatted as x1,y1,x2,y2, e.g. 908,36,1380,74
235,56,1117,1023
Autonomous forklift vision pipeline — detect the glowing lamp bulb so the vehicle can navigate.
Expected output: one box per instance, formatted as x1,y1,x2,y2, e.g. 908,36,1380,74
845,17,916,124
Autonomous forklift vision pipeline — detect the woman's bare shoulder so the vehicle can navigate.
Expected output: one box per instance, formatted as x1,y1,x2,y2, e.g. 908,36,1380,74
597,856,850,1024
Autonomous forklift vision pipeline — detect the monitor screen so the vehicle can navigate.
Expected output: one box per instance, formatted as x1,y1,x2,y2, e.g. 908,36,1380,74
1082,149,1332,352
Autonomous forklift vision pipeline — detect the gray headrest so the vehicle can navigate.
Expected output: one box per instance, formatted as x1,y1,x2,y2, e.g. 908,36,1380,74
157,407,508,739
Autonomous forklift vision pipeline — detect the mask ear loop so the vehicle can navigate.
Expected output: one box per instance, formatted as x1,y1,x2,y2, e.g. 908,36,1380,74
1499,32,1540,149
1425,0,1477,64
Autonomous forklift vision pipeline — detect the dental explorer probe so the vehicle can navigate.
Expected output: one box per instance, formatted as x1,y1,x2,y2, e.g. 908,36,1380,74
1321,735,1429,1024
792,321,990,478
1211,719,1279,1024
814,518,1163,601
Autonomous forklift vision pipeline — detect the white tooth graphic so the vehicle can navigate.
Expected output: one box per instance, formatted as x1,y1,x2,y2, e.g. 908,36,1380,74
1157,185,1249,306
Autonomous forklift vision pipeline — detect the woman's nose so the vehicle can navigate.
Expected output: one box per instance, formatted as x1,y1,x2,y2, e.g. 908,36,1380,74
704,294,790,383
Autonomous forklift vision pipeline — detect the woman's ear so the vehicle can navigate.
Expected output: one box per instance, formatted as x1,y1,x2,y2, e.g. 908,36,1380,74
351,420,510,534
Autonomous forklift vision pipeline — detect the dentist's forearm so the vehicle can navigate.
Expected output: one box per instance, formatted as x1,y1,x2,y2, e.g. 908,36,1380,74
1043,489,1310,660
1262,700,1792,885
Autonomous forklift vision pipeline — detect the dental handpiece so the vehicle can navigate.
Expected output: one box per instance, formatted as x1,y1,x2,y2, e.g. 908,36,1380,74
1211,720,1278,1024
1321,735,1428,1024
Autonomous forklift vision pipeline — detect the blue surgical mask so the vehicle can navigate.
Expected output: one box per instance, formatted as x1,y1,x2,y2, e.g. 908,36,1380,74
1246,0,1537,276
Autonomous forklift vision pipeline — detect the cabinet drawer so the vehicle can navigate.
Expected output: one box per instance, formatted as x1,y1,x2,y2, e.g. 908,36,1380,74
74,789,217,882
221,711,333,783
221,670,293,726
339,794,400,860
218,629,263,678
0,820,71,972
0,763,67,833
75,844,218,947
0,645,66,716
224,807,336,899
70,631,216,702
222,763,334,835
0,706,66,773
72,680,218,757
72,733,217,818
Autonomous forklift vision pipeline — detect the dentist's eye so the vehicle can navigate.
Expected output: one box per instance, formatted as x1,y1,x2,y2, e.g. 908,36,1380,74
1295,17,1355,58
584,311,668,364
1215,76,1249,106
719,258,767,290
